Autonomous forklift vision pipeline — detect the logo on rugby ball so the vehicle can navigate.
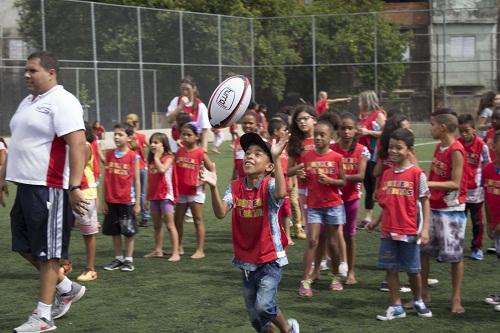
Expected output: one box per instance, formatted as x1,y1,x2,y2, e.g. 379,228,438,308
216,87,235,111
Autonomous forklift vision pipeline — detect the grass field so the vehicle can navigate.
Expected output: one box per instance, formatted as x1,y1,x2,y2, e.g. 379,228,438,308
1,139,499,332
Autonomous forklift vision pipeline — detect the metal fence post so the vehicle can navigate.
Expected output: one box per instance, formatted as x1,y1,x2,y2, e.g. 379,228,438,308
90,2,100,122
217,15,222,83
153,69,158,115
442,9,447,107
41,0,46,50
312,15,317,106
250,18,255,100
75,68,79,99
373,12,378,97
137,7,146,129
117,69,121,123
179,11,184,78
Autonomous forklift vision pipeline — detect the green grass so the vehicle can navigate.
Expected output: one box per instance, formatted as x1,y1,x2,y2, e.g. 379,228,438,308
1,139,499,332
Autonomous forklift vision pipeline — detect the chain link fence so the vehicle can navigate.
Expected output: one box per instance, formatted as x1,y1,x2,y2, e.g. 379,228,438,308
1,0,498,135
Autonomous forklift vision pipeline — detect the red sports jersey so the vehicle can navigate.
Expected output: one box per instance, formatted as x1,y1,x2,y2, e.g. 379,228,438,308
303,149,344,208
331,142,365,202
358,110,384,154
233,137,245,178
315,99,328,115
486,128,497,162
429,140,467,209
296,137,315,190
175,146,205,195
378,165,423,235
134,132,147,170
104,149,137,204
231,176,288,264
147,154,176,201
90,139,101,179
483,162,500,227
458,135,487,190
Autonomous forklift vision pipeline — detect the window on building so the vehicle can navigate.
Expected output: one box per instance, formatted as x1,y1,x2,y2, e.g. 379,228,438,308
449,36,475,58
8,39,28,60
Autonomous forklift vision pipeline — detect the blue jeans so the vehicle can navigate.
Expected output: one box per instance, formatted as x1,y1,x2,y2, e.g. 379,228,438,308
140,168,150,221
242,262,282,333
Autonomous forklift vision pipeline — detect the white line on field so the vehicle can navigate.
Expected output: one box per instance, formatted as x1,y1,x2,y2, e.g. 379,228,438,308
415,141,438,147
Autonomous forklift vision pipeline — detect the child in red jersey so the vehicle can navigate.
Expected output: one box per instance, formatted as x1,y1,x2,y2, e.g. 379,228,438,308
126,113,150,227
268,118,294,245
144,132,179,262
298,120,347,297
102,123,141,272
233,111,260,180
457,114,491,260
201,132,299,333
421,109,468,313
287,105,318,239
174,122,213,259
332,112,370,285
229,123,239,150
485,108,500,161
482,130,500,311
367,128,432,321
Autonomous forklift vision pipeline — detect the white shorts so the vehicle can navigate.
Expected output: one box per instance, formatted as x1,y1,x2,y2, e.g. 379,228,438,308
75,199,99,235
177,193,206,204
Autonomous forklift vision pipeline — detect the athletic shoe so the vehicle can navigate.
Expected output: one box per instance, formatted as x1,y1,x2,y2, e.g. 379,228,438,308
329,276,343,291
14,311,56,333
487,247,497,254
319,259,330,271
298,279,313,297
376,305,406,321
427,278,439,286
52,281,86,319
413,300,433,318
338,262,348,278
484,293,500,305
120,260,135,272
287,318,300,333
357,219,370,230
470,249,484,260
76,269,97,282
400,286,411,293
379,282,411,293
103,259,123,271
494,304,500,312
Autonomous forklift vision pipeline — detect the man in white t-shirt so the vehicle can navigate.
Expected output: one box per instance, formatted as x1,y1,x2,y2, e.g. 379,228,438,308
165,78,211,151
0,51,88,333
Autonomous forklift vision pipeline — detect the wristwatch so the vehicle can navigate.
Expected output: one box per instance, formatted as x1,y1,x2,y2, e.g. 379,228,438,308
68,185,81,192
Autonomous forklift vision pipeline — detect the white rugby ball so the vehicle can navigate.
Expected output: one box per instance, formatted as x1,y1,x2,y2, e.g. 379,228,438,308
207,75,252,128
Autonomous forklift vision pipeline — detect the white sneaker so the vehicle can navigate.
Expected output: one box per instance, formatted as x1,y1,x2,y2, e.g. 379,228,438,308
14,311,56,333
52,281,86,319
287,318,300,333
495,304,500,312
338,262,348,278
319,259,329,271
427,278,439,286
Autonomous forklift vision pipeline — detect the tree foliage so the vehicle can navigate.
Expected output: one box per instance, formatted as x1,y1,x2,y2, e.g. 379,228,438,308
15,0,411,106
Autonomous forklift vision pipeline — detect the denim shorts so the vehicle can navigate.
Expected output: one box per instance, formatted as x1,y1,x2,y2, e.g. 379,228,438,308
377,237,421,273
242,262,282,333
307,205,345,225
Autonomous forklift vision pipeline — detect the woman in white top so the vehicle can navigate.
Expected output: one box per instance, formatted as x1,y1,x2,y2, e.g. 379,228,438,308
477,91,500,139
165,77,211,151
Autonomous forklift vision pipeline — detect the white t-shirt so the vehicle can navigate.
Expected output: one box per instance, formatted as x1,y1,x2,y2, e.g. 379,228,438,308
6,85,84,189
166,96,211,129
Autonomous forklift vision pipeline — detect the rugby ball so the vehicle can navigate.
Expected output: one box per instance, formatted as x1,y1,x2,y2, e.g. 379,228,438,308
207,75,252,128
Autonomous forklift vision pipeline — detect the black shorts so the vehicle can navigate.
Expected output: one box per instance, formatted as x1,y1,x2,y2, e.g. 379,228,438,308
103,203,135,236
11,184,72,262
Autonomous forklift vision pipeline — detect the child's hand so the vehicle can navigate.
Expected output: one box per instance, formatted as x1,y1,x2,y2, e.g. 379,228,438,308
200,162,217,187
270,133,291,159
318,173,330,184
133,202,140,215
419,229,429,246
180,96,189,105
365,222,377,232
102,202,109,215
154,145,164,159
296,163,305,179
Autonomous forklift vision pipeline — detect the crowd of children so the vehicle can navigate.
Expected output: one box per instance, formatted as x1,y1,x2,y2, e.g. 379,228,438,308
7,86,499,332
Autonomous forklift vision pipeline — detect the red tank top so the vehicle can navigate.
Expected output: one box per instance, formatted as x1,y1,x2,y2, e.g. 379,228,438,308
175,146,205,195
331,143,365,202
104,149,137,204
134,132,147,170
303,149,344,208
378,165,423,235
147,154,176,201
231,176,288,264
429,140,467,209
483,162,500,226
358,110,384,154
458,135,487,190
486,128,497,162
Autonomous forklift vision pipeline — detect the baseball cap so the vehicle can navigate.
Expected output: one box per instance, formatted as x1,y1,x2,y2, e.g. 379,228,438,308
240,132,273,162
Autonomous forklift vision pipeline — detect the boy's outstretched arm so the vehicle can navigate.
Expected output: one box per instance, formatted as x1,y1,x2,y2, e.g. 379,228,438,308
271,134,290,200
200,163,229,219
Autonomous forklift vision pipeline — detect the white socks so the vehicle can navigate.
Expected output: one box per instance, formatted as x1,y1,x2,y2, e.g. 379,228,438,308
37,301,52,320
56,276,72,294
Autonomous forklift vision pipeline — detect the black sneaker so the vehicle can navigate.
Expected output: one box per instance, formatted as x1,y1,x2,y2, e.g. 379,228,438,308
120,260,135,272
103,259,123,271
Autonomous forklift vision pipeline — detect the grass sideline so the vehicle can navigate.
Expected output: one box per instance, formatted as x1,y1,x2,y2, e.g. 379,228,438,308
1,139,499,332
